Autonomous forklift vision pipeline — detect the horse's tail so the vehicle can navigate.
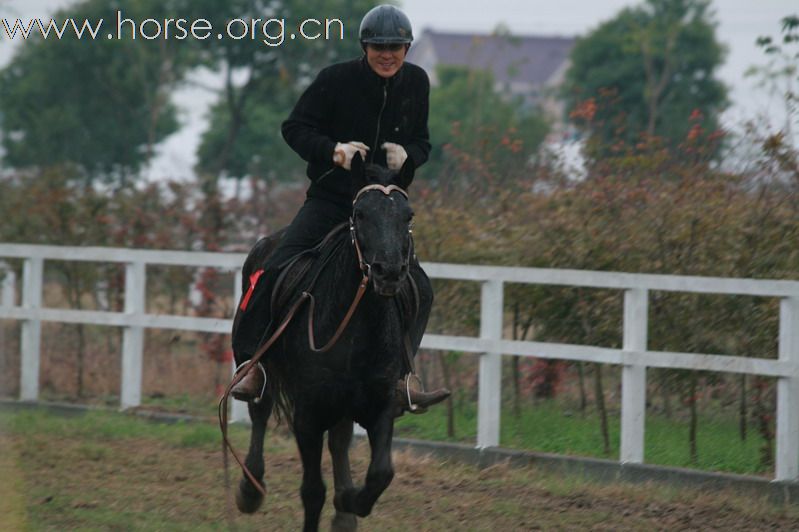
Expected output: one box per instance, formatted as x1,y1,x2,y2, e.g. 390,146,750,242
264,359,295,428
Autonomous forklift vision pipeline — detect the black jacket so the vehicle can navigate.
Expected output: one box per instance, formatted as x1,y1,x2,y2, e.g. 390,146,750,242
281,56,431,204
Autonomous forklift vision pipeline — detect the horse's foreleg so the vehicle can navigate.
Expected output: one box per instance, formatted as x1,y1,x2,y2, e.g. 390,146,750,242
296,426,326,532
235,396,273,514
334,409,394,518
328,419,357,532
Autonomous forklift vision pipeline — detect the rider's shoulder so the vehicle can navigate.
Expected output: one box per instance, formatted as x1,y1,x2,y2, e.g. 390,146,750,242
316,58,362,80
401,62,430,85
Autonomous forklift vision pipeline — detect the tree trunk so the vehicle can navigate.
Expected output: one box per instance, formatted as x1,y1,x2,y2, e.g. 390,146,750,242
738,373,747,441
753,377,774,468
63,265,87,398
688,374,698,464
512,302,521,417
439,352,455,438
593,363,610,455
76,324,86,398
511,356,521,417
577,362,587,414
660,370,672,419
576,292,609,453
641,28,677,138
512,305,534,417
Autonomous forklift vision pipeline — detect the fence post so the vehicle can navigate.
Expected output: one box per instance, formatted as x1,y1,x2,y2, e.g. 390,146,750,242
776,296,799,481
621,288,648,463
0,266,12,378
0,266,14,307
20,257,43,402
230,269,249,424
121,261,145,410
477,279,503,449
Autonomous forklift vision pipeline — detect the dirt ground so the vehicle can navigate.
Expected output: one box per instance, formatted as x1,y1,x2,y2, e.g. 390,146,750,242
1,415,798,532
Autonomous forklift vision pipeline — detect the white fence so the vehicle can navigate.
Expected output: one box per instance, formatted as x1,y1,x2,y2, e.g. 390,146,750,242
0,243,797,482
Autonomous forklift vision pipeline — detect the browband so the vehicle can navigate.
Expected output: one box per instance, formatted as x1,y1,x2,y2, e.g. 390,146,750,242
352,184,408,205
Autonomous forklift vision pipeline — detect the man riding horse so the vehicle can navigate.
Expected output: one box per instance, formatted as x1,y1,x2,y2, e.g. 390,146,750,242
231,4,450,414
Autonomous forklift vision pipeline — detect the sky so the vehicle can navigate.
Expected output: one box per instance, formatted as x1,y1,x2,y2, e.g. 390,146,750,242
1,0,797,180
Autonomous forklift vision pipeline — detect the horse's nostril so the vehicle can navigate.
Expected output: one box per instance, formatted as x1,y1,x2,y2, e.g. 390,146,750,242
372,262,404,282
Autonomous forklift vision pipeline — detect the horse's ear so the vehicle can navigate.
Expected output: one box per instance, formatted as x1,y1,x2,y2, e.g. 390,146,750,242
396,156,415,191
350,152,367,197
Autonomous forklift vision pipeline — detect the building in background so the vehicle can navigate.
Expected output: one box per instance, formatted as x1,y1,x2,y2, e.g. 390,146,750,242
407,28,574,129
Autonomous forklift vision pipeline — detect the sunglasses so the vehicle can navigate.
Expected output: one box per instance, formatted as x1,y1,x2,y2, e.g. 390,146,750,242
368,43,405,52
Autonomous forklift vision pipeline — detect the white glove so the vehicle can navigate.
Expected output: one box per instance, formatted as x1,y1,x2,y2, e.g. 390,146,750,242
381,142,407,170
333,141,369,170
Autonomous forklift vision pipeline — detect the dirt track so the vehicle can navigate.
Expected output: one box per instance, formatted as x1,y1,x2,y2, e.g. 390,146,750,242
2,416,798,531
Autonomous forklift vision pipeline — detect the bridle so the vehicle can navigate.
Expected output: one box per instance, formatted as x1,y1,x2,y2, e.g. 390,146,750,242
349,183,413,274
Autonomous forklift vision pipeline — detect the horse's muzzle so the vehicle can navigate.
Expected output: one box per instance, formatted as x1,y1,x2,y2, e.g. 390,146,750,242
370,261,408,297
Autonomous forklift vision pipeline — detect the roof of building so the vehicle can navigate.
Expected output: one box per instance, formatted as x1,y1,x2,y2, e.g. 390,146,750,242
407,29,575,85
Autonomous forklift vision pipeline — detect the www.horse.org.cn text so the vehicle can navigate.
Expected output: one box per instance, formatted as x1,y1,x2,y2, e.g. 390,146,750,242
2,11,346,47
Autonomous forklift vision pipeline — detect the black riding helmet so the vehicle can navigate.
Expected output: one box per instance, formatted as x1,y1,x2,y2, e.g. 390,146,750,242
359,4,413,45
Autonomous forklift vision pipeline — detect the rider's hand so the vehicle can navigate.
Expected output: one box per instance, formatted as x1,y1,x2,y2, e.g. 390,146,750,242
381,142,407,170
333,141,369,170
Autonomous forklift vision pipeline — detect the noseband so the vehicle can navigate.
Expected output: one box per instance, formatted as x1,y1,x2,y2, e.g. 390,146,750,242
349,184,412,274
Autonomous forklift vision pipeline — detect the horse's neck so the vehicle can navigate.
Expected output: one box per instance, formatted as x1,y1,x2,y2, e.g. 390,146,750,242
324,236,369,303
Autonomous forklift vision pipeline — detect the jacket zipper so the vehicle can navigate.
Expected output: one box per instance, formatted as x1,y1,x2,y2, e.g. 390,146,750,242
370,83,388,164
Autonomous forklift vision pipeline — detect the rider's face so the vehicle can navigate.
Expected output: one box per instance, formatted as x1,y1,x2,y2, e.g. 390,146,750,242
365,43,407,79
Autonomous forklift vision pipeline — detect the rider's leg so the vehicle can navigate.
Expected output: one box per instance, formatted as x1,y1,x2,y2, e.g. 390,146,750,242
394,259,451,416
231,197,351,401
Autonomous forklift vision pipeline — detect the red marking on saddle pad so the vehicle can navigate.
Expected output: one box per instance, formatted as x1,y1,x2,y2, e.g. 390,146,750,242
239,269,265,311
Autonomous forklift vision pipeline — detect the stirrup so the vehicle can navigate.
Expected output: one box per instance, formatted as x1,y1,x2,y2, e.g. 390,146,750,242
233,360,267,403
404,372,425,413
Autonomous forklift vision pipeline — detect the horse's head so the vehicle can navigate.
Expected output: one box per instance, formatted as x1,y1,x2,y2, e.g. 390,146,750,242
349,153,415,297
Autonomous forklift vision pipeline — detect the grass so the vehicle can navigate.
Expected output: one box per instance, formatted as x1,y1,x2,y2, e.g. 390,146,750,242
140,393,220,418
1,408,223,450
21,389,773,477
395,399,771,476
1,405,797,531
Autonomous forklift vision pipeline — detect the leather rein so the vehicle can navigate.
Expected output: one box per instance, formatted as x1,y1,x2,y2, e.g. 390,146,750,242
218,183,410,498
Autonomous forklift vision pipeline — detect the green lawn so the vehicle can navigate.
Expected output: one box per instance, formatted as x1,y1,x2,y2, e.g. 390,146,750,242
395,400,770,476
30,389,774,477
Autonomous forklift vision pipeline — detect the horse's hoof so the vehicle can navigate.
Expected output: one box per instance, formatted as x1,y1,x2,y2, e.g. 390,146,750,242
334,489,371,518
331,512,357,532
236,478,265,514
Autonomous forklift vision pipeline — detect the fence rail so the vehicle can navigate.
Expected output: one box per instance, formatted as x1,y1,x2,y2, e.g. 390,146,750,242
0,244,797,481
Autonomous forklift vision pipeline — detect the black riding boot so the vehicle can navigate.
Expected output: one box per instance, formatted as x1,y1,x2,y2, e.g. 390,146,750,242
394,374,451,417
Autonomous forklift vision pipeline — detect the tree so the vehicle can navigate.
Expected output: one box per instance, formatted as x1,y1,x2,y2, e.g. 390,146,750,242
0,0,193,183
563,0,727,160
193,0,376,186
749,15,799,143
427,66,549,184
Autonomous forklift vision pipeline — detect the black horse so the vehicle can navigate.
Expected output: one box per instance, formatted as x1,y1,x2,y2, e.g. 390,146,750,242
225,154,432,531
